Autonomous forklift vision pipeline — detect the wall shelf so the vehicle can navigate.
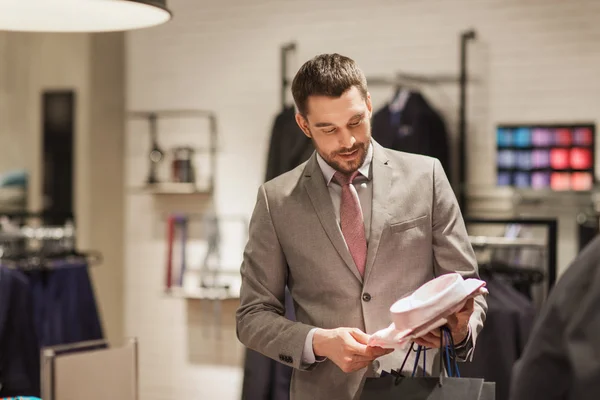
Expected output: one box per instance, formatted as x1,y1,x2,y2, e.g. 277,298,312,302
128,182,212,195
127,109,218,194
165,285,239,300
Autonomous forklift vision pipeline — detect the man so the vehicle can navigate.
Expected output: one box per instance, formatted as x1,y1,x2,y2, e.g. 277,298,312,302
510,235,600,400
236,53,486,400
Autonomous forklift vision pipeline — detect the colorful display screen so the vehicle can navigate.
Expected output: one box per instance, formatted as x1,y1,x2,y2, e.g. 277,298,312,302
496,124,595,191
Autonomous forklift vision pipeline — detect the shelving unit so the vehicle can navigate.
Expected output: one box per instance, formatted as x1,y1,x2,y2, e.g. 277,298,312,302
127,109,218,195
166,285,239,301
128,182,211,195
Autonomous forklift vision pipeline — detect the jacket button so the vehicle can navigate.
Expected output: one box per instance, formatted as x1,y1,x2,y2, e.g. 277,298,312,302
362,293,371,302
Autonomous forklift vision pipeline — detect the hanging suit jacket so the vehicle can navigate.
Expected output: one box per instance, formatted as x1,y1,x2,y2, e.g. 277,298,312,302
371,91,452,182
242,106,313,400
265,106,314,182
236,141,486,400
0,266,41,398
510,234,600,400
27,262,104,347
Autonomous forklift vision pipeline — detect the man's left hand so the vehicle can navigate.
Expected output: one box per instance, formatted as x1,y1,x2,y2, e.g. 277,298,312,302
413,298,475,348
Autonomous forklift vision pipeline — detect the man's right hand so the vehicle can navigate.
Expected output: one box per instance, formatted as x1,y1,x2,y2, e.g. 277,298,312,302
312,327,394,373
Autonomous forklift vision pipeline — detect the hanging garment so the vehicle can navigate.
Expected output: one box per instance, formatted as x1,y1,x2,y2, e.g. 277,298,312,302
371,91,452,181
459,275,535,400
265,106,314,182
0,266,41,398
241,106,313,400
241,287,295,400
26,262,104,347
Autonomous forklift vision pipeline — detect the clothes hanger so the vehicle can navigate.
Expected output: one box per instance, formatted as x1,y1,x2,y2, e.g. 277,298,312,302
388,82,412,114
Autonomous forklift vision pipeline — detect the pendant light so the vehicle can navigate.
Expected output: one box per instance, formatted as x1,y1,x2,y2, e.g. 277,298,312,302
0,0,172,32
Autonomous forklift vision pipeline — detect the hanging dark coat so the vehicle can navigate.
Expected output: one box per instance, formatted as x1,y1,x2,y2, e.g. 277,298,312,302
242,106,312,400
371,91,452,182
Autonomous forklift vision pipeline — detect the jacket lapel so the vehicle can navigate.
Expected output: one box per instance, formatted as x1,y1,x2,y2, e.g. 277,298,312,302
304,155,363,283
363,142,392,284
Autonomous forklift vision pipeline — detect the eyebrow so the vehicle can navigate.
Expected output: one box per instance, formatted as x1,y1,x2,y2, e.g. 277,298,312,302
314,113,365,128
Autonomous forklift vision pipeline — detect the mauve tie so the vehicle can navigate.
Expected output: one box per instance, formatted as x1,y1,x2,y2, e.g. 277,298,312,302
333,170,367,277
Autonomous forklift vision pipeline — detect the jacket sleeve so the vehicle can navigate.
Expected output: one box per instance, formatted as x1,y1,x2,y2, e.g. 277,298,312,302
236,184,316,371
511,237,600,400
431,158,487,361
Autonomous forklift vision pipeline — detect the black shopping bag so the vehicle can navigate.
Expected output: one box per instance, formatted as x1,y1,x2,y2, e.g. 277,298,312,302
480,382,496,400
361,327,495,400
361,374,486,400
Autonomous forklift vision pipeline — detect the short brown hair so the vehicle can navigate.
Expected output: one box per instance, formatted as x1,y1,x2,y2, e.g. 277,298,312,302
291,53,368,116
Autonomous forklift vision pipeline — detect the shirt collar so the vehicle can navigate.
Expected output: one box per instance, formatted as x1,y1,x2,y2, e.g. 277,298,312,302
316,141,373,186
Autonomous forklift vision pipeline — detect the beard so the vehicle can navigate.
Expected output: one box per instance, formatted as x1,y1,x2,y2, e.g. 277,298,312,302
311,135,370,175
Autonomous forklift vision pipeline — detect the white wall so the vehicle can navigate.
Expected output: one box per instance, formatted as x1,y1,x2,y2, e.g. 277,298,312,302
0,32,125,345
125,0,600,398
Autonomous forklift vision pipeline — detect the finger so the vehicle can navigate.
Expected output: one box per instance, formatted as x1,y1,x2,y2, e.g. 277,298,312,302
420,332,441,343
347,339,369,356
339,357,372,373
349,328,370,344
346,331,373,355
428,328,441,337
466,297,475,309
350,352,390,363
414,337,440,349
347,354,375,363
446,314,458,328
458,298,475,314
365,346,394,358
349,360,372,372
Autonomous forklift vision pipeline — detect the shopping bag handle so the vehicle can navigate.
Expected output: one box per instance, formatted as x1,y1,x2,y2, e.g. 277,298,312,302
394,325,460,386
441,326,460,378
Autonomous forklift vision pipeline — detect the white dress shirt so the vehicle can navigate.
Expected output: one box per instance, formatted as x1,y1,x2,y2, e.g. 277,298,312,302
301,142,374,365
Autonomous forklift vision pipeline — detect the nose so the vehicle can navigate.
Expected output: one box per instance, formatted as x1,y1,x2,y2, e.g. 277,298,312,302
338,128,356,150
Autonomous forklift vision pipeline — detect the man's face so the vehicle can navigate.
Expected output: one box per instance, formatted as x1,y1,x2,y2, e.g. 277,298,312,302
296,86,373,175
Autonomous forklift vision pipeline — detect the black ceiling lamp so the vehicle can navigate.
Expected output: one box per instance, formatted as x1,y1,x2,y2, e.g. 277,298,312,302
0,0,172,32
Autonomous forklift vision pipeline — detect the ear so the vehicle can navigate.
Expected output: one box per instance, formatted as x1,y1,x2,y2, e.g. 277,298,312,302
366,92,373,117
295,113,312,138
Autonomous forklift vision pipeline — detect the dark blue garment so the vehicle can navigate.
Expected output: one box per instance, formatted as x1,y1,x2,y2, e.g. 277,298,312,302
26,262,103,347
0,267,41,398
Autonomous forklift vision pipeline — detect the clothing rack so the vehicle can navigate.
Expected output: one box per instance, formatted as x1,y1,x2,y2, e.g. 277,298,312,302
459,29,477,214
469,236,547,249
278,31,477,205
0,211,102,270
465,217,558,292
366,72,461,87
469,235,547,288
0,223,75,241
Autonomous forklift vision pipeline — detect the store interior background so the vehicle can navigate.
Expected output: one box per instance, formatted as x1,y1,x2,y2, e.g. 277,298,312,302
1,0,599,398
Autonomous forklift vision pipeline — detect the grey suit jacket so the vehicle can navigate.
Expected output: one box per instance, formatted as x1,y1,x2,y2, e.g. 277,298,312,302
236,141,487,400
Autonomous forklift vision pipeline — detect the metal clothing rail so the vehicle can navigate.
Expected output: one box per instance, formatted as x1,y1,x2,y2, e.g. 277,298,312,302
469,235,547,249
459,30,477,213
367,72,462,87
0,224,75,241
465,217,558,291
278,31,477,213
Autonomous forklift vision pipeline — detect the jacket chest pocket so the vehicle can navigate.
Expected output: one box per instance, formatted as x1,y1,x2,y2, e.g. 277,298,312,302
389,214,429,234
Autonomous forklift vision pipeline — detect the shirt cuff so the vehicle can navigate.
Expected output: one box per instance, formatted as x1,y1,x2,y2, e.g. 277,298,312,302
454,325,471,349
302,328,327,365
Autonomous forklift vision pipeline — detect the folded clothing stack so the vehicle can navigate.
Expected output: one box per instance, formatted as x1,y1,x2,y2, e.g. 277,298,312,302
368,273,487,349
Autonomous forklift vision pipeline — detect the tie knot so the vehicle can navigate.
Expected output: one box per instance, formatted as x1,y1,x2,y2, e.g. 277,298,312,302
333,170,360,186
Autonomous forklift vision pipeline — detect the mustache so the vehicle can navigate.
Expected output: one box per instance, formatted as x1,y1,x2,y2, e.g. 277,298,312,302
335,144,363,156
